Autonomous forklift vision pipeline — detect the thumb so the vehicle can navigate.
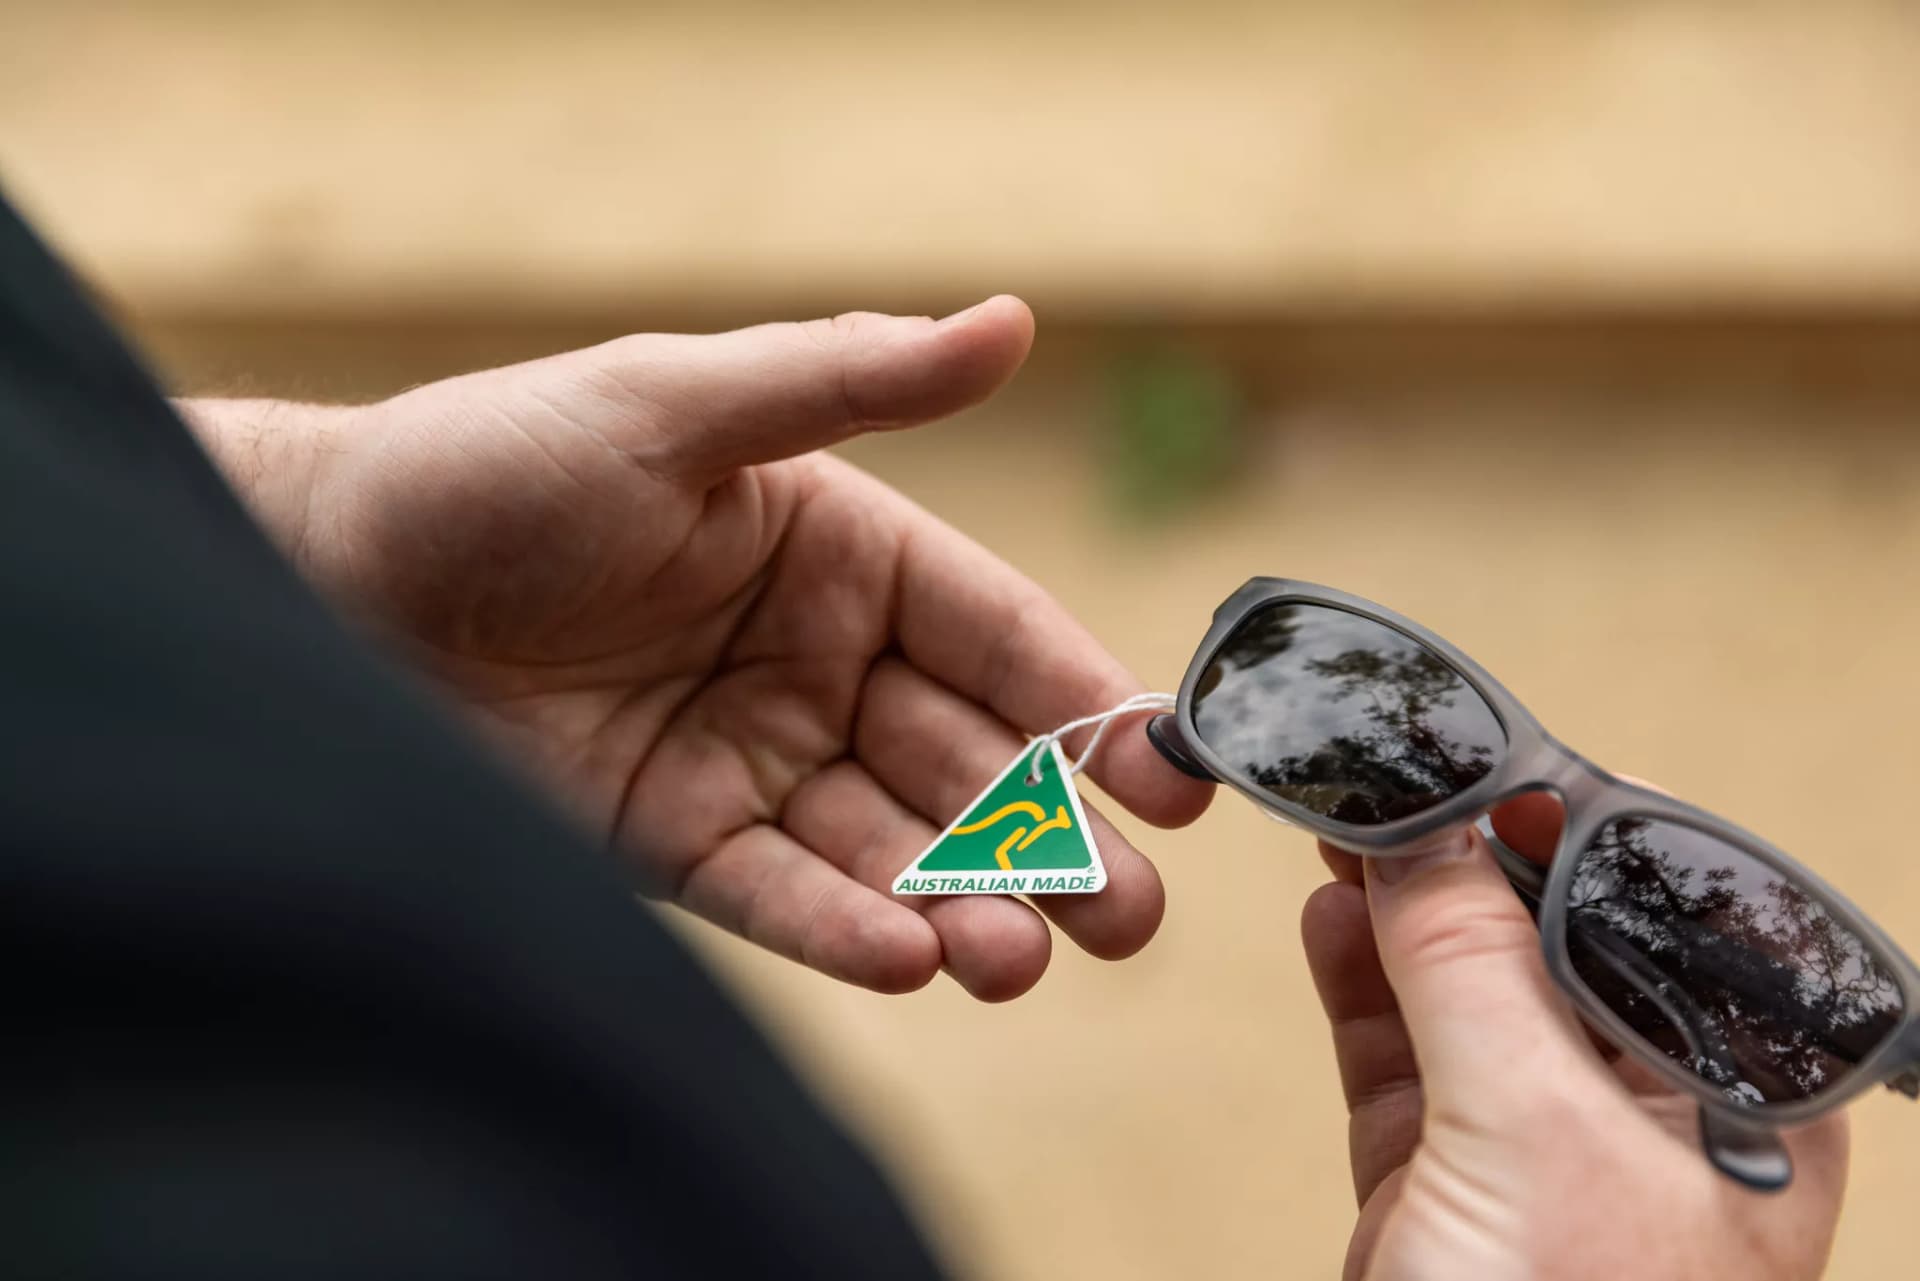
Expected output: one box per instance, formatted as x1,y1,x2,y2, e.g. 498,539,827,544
601,295,1035,479
1363,826,1607,1112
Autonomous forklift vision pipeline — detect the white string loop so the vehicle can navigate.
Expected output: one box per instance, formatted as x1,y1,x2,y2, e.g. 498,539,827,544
1026,692,1178,784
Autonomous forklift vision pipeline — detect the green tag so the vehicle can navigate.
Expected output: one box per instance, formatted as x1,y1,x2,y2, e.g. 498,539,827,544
892,740,1105,897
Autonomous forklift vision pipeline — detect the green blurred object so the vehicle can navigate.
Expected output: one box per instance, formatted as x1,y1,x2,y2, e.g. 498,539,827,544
1101,345,1242,523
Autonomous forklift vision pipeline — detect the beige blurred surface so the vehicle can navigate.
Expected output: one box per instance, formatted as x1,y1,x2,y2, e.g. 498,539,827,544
5,2,1920,317
14,1,1920,1276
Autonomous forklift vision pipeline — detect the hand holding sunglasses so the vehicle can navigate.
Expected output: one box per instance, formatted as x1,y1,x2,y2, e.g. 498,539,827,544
1300,813,1849,1281
1148,579,1919,1192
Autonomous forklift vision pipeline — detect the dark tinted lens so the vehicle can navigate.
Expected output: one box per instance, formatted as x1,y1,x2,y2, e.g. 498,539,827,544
1567,817,1905,1106
1191,602,1505,825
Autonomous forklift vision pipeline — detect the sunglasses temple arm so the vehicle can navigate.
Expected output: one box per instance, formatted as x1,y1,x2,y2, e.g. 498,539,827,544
1483,823,1795,1190
1555,917,1794,1189
1487,825,1744,1070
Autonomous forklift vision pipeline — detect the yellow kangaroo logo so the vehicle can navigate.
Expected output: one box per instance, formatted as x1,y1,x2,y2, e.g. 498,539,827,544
950,800,1074,871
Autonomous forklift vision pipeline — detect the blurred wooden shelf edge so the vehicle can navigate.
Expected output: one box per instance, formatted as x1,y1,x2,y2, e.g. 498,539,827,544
5,0,1920,385
137,311,1920,407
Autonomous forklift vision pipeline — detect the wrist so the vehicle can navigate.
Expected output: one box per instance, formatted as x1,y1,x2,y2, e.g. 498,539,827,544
175,397,356,570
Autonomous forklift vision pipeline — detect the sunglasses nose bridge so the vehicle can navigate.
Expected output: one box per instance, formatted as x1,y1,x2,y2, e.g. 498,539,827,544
1507,735,1610,814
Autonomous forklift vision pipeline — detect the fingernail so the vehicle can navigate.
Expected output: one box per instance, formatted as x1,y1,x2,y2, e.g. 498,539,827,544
1369,827,1474,887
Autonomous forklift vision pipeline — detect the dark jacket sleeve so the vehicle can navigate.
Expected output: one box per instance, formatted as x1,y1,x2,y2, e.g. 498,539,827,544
0,189,947,1281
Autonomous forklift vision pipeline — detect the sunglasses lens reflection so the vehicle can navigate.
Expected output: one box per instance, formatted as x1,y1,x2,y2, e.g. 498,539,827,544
1567,817,1905,1106
1191,602,1506,825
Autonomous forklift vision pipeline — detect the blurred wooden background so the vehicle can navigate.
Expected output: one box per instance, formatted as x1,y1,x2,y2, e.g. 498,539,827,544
6,3,1920,1278
6,1,1920,322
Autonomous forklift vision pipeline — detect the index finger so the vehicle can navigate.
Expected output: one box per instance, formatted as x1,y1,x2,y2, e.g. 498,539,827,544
1300,879,1423,1205
856,464,1212,829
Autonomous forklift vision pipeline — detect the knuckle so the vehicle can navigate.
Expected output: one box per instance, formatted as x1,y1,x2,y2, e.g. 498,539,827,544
1391,896,1538,976
800,310,880,348
794,313,882,426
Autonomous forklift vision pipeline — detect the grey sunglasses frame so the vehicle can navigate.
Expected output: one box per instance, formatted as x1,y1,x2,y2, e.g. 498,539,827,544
1148,577,1920,1189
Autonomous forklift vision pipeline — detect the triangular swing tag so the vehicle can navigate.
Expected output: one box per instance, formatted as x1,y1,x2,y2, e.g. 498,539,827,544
891,739,1106,897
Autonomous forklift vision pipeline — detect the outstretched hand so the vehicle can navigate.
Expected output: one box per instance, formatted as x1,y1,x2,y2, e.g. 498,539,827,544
1301,797,1848,1281
190,298,1210,999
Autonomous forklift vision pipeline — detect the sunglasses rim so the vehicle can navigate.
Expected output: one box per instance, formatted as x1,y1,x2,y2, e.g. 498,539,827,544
1168,576,1920,1124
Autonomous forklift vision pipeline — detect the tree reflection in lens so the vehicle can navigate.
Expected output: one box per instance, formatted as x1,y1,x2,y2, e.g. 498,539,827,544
1193,603,1504,825
1568,817,1904,1106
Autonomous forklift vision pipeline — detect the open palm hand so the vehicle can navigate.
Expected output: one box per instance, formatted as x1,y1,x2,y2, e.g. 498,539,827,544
243,298,1209,999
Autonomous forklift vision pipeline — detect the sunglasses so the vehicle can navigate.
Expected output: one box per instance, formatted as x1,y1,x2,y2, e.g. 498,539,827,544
1147,578,1920,1191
